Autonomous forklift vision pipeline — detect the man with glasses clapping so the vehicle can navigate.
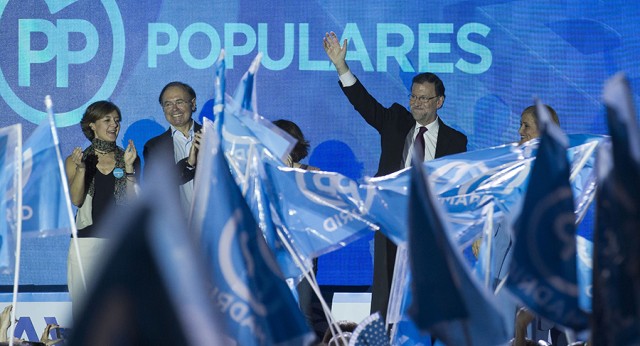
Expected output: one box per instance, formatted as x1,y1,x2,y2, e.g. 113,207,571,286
143,81,203,214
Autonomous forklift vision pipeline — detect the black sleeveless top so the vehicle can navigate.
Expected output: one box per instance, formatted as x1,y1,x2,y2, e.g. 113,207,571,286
78,170,116,238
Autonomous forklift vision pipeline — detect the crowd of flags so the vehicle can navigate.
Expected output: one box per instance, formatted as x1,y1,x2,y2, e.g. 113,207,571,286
0,50,638,344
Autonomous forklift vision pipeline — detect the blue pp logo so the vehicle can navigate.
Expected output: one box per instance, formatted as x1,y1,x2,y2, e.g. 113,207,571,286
0,0,125,126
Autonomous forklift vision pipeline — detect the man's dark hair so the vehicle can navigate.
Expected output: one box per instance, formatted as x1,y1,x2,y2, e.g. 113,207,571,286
158,81,196,104
412,72,445,98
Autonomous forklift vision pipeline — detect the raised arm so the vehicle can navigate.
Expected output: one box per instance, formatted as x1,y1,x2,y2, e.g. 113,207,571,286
323,31,350,76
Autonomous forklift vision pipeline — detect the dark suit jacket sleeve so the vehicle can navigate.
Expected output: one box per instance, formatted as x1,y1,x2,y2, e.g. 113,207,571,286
340,78,415,176
176,157,196,183
143,126,199,185
340,78,402,133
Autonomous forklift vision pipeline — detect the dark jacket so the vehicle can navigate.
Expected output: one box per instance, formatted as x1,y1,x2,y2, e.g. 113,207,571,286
142,121,202,185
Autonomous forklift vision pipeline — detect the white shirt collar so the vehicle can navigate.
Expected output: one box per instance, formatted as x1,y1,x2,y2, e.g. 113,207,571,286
170,120,194,138
414,116,439,133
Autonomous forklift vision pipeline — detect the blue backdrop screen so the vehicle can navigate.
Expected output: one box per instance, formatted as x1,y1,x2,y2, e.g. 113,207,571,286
0,0,638,287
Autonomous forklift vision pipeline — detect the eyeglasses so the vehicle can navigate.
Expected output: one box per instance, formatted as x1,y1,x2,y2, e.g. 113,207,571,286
408,94,438,103
162,99,191,109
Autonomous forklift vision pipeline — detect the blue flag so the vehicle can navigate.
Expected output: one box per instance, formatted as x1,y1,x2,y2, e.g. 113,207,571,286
390,273,433,346
224,53,292,163
220,55,302,278
229,52,262,115
70,155,227,345
591,73,640,345
505,100,589,330
365,134,605,247
222,84,377,275
190,118,313,345
576,235,592,313
263,161,377,259
408,149,508,345
21,112,73,236
213,49,226,123
0,124,21,274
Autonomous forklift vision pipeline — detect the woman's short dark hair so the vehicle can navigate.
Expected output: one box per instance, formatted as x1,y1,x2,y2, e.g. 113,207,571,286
80,100,121,141
273,119,310,163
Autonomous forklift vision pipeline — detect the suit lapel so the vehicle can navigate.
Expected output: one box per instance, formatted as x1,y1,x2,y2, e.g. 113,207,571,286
434,118,451,159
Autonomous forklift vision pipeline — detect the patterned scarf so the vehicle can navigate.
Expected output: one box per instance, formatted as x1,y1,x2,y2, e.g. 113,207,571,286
82,138,128,205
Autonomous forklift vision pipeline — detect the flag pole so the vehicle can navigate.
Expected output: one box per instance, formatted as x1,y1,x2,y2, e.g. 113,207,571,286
275,222,344,341
483,206,494,289
462,320,474,346
9,126,23,346
45,96,87,293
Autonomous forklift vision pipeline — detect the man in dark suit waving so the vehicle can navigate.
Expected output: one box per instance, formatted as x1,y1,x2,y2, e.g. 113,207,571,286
323,31,468,318
143,81,202,214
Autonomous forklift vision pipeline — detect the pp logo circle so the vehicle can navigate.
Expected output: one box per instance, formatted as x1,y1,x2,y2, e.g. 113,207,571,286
0,0,125,126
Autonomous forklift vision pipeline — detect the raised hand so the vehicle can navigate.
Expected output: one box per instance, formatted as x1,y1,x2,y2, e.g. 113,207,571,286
124,139,137,168
187,130,202,167
70,147,85,169
323,31,349,75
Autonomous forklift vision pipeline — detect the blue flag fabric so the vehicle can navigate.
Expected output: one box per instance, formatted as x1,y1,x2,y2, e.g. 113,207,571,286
392,319,432,346
576,235,592,313
505,101,589,330
390,274,433,346
70,155,227,346
223,64,376,277
212,49,226,123
366,134,605,247
408,161,468,329
220,110,605,294
591,73,640,345
228,52,261,115
408,151,508,345
223,96,377,275
225,112,604,286
263,162,377,259
190,118,313,346
213,57,604,304
220,56,302,278
21,115,73,236
0,124,21,274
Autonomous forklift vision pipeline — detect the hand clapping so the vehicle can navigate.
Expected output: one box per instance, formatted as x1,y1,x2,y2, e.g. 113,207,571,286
70,147,85,169
124,139,138,167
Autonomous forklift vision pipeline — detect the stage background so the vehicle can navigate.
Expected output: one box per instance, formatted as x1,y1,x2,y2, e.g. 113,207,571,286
0,0,638,289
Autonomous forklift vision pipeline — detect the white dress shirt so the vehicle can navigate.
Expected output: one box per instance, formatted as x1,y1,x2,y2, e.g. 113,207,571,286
171,122,195,213
404,118,439,168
